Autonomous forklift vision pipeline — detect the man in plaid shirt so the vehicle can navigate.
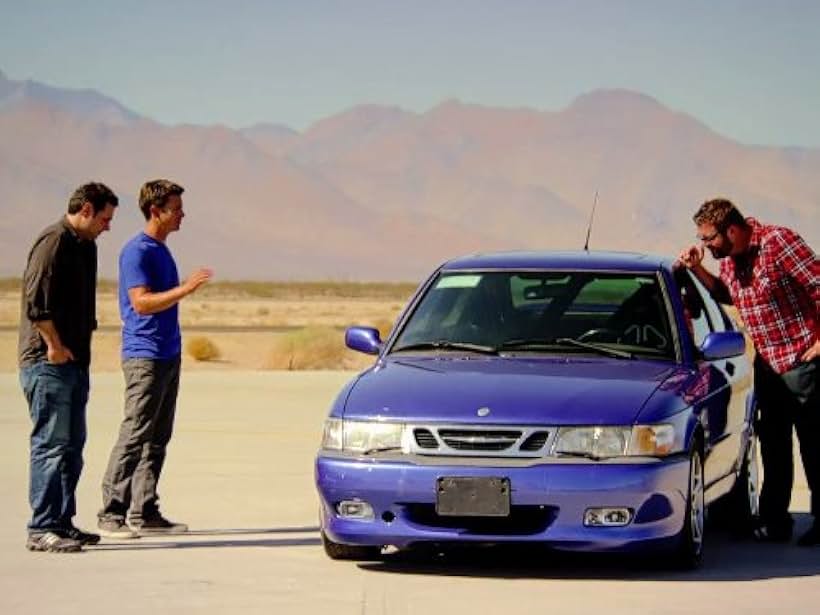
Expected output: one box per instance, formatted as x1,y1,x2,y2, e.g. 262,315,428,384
679,198,819,546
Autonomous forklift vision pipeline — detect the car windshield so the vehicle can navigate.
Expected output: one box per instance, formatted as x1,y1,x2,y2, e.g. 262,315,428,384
392,270,675,359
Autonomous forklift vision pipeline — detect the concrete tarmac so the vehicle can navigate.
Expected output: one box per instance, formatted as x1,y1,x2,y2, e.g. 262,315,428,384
1,371,818,614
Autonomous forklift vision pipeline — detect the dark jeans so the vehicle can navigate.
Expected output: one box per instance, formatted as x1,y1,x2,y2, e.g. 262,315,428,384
755,356,820,527
20,361,89,534
100,357,181,522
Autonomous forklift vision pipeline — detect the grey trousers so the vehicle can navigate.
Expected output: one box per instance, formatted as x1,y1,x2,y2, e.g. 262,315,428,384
100,357,181,521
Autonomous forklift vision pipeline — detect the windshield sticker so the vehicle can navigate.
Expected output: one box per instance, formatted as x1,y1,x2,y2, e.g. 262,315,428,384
435,274,482,289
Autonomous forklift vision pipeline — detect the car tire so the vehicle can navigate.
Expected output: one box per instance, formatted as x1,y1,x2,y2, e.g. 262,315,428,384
726,434,760,533
321,531,383,561
709,430,760,535
673,446,705,569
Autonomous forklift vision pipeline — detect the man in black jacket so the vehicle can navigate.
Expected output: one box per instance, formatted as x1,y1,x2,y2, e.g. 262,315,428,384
19,182,118,553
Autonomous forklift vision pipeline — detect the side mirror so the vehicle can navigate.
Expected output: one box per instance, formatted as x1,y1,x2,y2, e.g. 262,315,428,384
700,331,746,361
345,326,382,355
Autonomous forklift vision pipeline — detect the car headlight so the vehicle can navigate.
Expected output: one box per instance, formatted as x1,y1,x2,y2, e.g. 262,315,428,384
628,424,676,456
322,418,343,450
553,424,679,458
553,426,631,458
321,418,405,454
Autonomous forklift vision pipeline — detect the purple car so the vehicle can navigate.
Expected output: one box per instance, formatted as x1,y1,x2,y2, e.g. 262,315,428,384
315,251,758,568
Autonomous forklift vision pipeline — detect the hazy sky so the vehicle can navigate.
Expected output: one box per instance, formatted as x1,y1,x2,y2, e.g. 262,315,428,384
2,1,819,147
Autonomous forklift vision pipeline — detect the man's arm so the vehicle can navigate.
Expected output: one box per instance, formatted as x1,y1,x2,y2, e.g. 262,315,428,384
34,320,75,363
23,232,75,364
773,228,820,361
128,267,213,315
677,245,733,304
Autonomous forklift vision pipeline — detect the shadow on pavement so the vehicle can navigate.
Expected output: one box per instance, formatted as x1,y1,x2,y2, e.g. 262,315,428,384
357,513,820,582
184,526,320,536
89,525,321,552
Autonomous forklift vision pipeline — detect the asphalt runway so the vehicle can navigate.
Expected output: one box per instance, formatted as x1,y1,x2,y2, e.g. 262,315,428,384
1,371,818,614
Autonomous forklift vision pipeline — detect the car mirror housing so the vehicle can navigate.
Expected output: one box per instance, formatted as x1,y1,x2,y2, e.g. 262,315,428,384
699,331,746,361
345,326,382,355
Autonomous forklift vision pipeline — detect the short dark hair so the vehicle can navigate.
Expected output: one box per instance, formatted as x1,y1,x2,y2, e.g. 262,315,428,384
138,179,185,220
67,182,119,214
693,198,747,231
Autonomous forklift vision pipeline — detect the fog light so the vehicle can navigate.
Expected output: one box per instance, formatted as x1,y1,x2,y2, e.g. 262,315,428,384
336,500,375,520
584,507,632,527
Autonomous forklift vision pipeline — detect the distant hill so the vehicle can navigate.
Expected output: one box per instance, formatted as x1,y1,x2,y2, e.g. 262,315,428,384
1,70,818,280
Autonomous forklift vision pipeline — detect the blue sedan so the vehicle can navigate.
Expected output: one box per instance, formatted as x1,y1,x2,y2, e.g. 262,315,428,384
315,251,758,568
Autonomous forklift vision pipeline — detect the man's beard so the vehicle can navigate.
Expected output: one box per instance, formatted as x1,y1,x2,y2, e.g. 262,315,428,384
708,237,733,259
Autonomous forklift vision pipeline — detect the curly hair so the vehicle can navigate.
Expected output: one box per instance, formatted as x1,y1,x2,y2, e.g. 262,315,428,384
693,198,747,231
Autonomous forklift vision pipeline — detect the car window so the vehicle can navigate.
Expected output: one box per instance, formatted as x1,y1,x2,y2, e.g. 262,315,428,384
682,271,715,348
692,274,730,334
393,270,674,358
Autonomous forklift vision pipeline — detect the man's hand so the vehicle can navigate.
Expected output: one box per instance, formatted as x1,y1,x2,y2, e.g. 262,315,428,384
677,245,705,270
183,268,213,294
801,340,820,362
47,344,75,364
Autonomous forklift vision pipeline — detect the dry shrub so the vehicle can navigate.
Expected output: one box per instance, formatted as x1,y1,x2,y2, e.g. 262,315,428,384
371,317,395,340
186,336,221,362
266,326,350,370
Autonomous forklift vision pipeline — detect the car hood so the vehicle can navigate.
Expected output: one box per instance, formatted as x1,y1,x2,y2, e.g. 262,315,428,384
342,356,686,425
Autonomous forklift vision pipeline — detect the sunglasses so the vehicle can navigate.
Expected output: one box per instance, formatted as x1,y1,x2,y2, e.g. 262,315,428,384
696,229,721,243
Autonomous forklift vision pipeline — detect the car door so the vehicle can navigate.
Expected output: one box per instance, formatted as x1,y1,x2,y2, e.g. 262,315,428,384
687,273,751,487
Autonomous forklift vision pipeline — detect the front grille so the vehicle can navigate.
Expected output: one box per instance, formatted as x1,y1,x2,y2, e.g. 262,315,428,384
520,431,550,452
438,429,522,451
414,428,439,449
404,423,557,458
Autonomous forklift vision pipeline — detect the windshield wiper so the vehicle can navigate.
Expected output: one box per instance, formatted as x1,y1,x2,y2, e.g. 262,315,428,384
391,340,499,355
498,338,556,350
554,337,634,360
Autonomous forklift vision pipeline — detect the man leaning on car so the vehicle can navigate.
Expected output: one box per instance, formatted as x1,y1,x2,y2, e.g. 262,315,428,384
678,197,820,547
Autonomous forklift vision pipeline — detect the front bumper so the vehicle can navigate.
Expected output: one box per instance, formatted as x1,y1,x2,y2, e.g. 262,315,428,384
315,454,690,552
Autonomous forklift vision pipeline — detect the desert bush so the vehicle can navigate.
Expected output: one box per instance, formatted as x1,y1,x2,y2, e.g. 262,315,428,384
266,326,371,370
266,327,344,370
186,336,221,361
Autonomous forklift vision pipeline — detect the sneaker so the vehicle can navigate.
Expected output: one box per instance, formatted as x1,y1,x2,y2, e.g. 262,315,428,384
26,531,82,553
130,514,188,535
797,523,820,547
64,525,101,546
97,517,139,540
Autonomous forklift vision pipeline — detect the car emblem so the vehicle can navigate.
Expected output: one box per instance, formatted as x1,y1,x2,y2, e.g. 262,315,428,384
477,407,491,417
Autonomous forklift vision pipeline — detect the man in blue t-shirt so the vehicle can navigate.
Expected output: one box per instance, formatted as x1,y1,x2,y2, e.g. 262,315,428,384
98,179,212,538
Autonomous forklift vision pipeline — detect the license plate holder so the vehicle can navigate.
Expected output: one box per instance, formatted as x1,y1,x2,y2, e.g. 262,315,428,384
435,477,511,517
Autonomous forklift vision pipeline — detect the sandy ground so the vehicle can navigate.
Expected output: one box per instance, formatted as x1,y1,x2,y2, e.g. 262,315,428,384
1,370,819,614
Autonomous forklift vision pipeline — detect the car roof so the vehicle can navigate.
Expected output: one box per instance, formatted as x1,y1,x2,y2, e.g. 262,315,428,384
440,250,674,273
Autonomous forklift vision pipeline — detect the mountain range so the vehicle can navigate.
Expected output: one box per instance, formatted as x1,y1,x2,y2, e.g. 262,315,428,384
1,68,818,280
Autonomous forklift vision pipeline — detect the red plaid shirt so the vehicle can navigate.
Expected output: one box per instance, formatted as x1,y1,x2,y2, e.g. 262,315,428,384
719,218,819,374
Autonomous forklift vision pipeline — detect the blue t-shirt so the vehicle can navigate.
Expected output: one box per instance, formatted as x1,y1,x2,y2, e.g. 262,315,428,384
119,232,181,359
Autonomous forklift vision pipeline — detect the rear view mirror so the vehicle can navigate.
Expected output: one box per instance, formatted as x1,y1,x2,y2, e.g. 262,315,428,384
523,284,565,300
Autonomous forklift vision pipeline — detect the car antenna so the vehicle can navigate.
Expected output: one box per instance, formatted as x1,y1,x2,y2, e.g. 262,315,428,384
583,190,599,251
